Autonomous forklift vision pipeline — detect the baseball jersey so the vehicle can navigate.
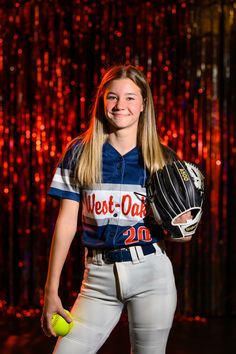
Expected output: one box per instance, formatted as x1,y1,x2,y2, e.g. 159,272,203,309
48,141,165,248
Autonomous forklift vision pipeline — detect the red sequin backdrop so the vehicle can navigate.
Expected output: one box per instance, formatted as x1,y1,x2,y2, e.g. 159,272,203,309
0,0,236,318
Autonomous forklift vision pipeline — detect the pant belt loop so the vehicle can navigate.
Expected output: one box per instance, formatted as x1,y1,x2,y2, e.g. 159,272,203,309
97,250,104,265
153,243,163,255
129,247,139,264
92,250,104,265
135,246,145,262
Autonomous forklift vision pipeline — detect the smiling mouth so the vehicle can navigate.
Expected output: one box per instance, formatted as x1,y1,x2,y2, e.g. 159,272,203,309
111,112,129,117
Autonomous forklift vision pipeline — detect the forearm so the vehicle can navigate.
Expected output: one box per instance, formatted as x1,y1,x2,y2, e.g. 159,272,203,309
45,200,80,294
45,224,75,293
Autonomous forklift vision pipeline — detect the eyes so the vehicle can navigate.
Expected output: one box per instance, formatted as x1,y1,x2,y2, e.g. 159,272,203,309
106,95,135,101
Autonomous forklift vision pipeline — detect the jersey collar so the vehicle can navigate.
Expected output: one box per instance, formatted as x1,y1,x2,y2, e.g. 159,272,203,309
103,142,140,161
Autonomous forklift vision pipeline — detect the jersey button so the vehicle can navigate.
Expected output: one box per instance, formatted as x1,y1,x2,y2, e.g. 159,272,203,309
113,213,118,217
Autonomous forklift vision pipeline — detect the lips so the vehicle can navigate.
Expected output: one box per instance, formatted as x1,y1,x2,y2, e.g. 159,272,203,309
110,112,129,117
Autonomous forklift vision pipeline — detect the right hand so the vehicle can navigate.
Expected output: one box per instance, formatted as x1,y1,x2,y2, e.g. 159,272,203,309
40,291,72,337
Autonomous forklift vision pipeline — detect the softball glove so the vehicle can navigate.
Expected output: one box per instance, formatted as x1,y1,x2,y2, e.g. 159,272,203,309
147,160,204,239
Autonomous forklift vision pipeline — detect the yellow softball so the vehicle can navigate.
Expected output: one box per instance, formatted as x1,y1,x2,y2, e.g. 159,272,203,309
51,310,73,336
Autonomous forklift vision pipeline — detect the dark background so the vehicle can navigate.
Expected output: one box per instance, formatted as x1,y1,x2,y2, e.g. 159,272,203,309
0,0,236,352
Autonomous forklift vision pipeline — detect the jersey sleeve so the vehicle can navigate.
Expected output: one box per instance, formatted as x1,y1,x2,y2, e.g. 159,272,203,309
48,143,81,202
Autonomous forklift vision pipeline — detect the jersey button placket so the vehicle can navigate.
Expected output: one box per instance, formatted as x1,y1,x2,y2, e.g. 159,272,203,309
112,158,125,248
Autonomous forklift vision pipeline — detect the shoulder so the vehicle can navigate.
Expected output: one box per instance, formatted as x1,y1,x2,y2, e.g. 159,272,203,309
161,144,179,164
59,137,84,169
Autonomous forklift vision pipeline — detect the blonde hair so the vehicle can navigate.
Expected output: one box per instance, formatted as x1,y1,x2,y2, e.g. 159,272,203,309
67,65,165,186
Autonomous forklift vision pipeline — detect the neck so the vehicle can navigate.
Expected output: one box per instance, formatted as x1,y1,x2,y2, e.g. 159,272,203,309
107,130,137,155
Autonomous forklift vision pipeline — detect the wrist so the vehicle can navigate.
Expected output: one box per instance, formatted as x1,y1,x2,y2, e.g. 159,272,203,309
44,284,59,295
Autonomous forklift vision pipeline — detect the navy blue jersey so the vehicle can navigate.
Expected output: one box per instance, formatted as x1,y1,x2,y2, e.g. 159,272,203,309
48,142,165,248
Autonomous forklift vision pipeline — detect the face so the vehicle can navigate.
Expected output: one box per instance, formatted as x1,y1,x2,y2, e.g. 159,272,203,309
103,78,144,133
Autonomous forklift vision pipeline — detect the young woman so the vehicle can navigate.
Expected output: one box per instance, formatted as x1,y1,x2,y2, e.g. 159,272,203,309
41,65,192,354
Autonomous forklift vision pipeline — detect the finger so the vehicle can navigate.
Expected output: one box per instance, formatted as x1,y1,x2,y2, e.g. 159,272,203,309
46,313,57,337
42,326,52,337
41,316,53,337
59,309,73,323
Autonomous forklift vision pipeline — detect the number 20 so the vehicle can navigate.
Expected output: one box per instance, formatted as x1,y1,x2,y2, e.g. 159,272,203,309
123,226,152,245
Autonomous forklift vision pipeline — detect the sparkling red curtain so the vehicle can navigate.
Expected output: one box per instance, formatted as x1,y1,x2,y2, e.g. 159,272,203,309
0,0,235,317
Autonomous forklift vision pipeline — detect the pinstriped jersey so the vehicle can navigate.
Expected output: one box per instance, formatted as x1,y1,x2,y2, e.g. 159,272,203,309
48,142,165,248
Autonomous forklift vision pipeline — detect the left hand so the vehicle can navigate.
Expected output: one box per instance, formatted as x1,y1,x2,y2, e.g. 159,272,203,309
165,211,193,242
174,211,192,224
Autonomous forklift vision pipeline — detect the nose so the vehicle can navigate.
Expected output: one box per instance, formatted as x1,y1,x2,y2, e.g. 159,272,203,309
114,98,125,110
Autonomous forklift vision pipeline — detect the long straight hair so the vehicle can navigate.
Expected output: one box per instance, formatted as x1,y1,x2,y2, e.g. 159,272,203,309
66,65,165,186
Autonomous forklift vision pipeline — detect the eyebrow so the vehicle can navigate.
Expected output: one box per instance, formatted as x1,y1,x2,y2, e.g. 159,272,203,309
107,92,137,96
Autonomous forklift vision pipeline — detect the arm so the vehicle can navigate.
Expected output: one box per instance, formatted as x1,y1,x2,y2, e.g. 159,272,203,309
41,198,80,337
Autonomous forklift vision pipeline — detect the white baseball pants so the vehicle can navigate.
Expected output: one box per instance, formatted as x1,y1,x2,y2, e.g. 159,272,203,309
53,244,177,354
